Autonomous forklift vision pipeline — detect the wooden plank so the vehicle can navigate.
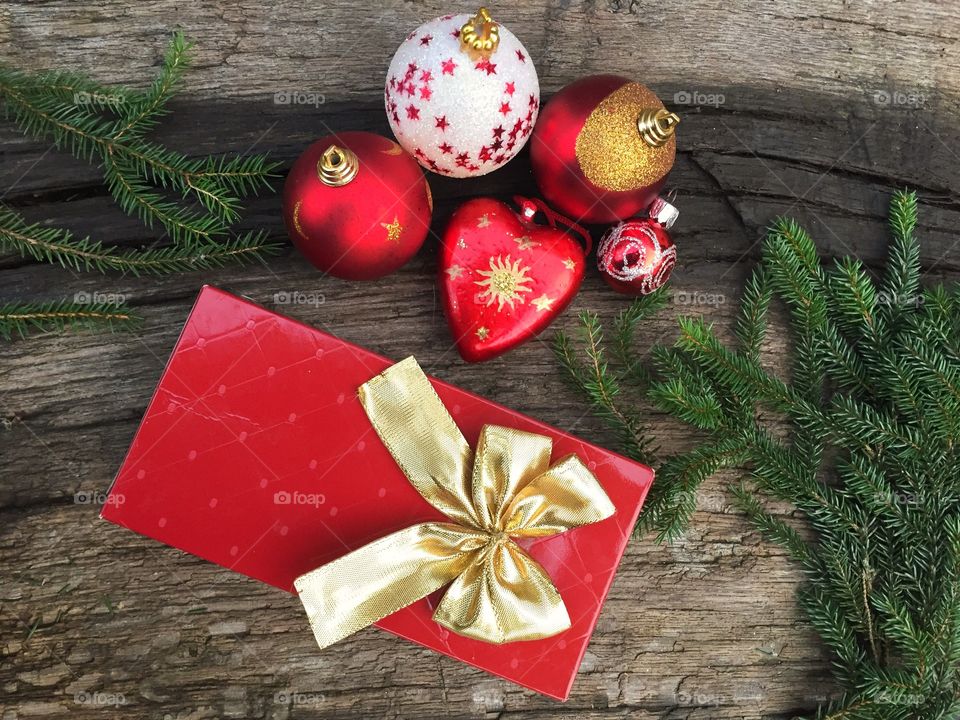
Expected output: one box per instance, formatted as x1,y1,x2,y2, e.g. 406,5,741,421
2,501,832,720
2,0,959,717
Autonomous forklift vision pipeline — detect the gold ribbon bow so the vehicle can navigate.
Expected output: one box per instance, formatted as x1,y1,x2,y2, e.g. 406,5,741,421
294,357,615,647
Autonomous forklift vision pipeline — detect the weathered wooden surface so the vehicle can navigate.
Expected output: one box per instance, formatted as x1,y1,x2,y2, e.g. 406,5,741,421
2,2,959,718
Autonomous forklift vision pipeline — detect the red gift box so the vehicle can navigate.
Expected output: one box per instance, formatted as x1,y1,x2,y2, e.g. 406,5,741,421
102,286,655,700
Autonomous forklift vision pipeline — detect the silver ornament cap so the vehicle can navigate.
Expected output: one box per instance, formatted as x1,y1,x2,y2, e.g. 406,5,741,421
649,196,679,229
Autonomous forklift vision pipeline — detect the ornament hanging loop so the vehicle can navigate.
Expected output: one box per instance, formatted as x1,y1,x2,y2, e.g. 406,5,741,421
513,196,593,256
460,7,500,57
637,108,680,147
317,144,359,187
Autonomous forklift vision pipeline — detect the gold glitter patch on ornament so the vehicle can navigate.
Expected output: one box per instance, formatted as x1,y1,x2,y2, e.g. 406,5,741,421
575,83,676,192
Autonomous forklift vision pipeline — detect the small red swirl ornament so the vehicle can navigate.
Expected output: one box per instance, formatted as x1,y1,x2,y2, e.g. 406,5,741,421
597,196,679,295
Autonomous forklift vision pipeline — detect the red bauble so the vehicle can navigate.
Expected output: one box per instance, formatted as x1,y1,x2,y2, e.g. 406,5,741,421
440,197,588,362
530,74,678,224
597,197,678,295
282,131,432,280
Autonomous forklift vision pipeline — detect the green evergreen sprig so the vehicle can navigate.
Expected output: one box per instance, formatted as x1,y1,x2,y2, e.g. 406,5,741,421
0,32,279,247
555,191,960,718
553,289,667,467
0,203,279,276
0,31,284,339
0,300,139,340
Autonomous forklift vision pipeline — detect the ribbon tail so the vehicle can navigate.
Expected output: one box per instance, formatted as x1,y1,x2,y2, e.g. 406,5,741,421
359,357,479,527
294,522,485,649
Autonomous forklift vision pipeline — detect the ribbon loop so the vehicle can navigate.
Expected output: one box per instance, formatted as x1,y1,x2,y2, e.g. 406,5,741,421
472,424,553,531
295,357,616,648
503,454,616,537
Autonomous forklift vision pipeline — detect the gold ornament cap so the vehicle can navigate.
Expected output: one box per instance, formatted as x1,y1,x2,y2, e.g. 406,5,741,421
637,108,680,148
317,144,359,187
460,7,500,58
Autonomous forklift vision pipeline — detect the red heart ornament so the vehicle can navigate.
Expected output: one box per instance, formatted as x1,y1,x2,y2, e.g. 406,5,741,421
439,197,588,362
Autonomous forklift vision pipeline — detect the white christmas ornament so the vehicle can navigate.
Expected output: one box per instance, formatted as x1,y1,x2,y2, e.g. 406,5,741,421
385,8,540,178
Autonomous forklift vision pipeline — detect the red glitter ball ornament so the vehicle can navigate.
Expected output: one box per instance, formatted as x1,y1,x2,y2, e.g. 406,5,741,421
597,196,678,295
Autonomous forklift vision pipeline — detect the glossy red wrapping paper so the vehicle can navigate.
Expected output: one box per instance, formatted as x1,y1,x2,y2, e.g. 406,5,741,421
101,286,655,700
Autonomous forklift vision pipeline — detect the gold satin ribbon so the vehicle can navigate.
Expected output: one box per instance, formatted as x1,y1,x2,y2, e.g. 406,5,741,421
294,357,615,647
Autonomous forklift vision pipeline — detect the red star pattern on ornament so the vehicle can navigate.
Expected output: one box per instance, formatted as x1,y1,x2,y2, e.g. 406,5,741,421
387,19,540,176
475,58,497,76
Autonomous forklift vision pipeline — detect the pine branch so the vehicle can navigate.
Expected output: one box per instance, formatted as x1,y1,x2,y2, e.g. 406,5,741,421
646,438,747,542
554,190,960,718
0,300,140,340
673,193,959,718
732,483,812,563
612,287,668,385
579,310,658,465
553,310,658,469
882,190,921,327
24,69,138,110
735,266,772,362
553,328,591,389
112,31,192,140
102,151,232,242
0,203,282,276
0,31,279,252
0,32,284,342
